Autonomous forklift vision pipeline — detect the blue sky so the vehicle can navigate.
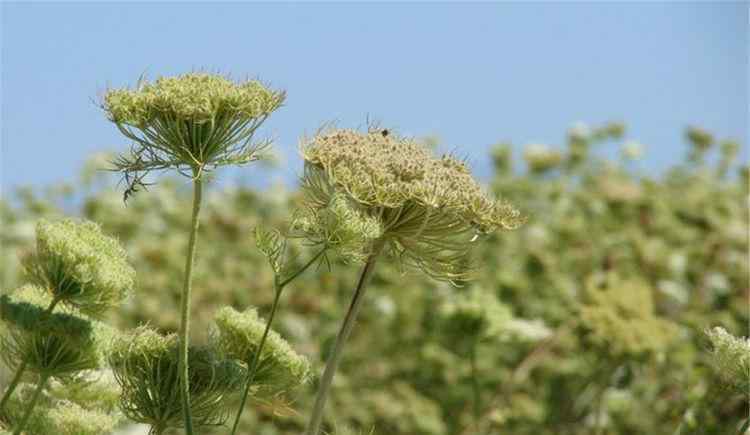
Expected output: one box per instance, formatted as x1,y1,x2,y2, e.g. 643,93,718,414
1,2,747,191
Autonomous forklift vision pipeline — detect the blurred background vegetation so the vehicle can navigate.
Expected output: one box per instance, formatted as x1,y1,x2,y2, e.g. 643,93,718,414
1,122,747,434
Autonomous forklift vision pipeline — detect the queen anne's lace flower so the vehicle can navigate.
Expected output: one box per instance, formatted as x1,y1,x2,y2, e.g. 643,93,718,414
299,128,523,282
705,327,750,394
0,285,114,378
108,326,244,434
23,219,135,316
103,73,285,184
213,306,311,393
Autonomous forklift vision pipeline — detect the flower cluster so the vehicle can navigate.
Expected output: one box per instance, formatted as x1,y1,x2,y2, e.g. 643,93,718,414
213,306,311,393
705,327,750,394
108,326,245,434
103,73,285,185
23,219,135,316
300,128,523,282
0,285,114,378
523,144,563,174
2,383,118,435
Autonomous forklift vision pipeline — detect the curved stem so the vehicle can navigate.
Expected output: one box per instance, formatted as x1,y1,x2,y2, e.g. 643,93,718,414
304,243,384,435
229,248,326,435
178,174,203,435
0,298,59,415
11,374,48,435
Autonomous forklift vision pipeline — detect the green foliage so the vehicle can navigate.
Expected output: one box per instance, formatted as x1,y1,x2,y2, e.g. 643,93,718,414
0,121,746,434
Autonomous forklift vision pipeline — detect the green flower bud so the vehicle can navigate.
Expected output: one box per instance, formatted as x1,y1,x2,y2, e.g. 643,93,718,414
3,383,118,435
705,327,750,394
0,285,115,378
103,73,285,185
23,219,135,316
108,327,244,433
213,306,311,393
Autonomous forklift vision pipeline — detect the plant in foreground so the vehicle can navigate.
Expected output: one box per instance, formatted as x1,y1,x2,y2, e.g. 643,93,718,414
0,218,132,434
0,285,117,434
298,127,523,435
103,72,284,434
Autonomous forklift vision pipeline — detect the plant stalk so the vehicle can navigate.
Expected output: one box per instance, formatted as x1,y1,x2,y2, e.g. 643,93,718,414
470,341,481,433
11,374,48,435
304,242,383,435
0,297,59,414
229,248,325,435
178,174,203,435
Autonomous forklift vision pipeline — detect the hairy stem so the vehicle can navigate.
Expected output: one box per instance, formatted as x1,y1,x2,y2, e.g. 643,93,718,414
178,174,203,435
305,243,383,435
229,248,325,435
0,297,59,415
11,374,48,435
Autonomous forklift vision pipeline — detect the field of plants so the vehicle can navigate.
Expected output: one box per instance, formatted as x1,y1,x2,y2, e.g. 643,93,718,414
0,74,747,435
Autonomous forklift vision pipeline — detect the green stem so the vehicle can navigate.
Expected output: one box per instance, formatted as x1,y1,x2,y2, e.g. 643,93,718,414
470,341,481,433
304,243,383,435
11,374,48,435
229,248,325,435
0,298,59,415
178,174,203,435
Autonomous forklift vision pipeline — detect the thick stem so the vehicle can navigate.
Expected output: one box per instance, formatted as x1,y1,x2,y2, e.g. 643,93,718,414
304,243,383,435
229,248,326,435
178,175,203,435
0,298,59,414
11,374,48,435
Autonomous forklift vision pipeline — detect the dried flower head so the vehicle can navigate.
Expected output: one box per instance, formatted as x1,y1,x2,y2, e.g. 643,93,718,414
103,72,285,185
213,306,311,393
705,327,750,394
23,219,135,316
0,285,114,378
108,326,244,434
299,128,523,282
3,383,119,435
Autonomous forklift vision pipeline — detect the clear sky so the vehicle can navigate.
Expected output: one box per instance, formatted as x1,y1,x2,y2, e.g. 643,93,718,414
1,2,747,191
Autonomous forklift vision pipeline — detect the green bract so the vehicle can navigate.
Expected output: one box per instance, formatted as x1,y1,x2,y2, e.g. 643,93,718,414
103,72,285,180
108,327,244,434
213,306,311,392
23,219,135,316
300,128,523,282
705,327,750,394
3,383,118,435
0,285,114,378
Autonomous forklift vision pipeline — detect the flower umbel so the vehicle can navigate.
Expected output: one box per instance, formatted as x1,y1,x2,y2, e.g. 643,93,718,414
0,285,114,378
103,72,285,186
22,219,135,317
705,327,750,394
108,327,244,435
213,306,311,393
300,127,523,282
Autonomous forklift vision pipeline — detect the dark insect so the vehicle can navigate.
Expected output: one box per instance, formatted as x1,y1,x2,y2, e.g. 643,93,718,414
122,173,152,205
381,129,389,137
